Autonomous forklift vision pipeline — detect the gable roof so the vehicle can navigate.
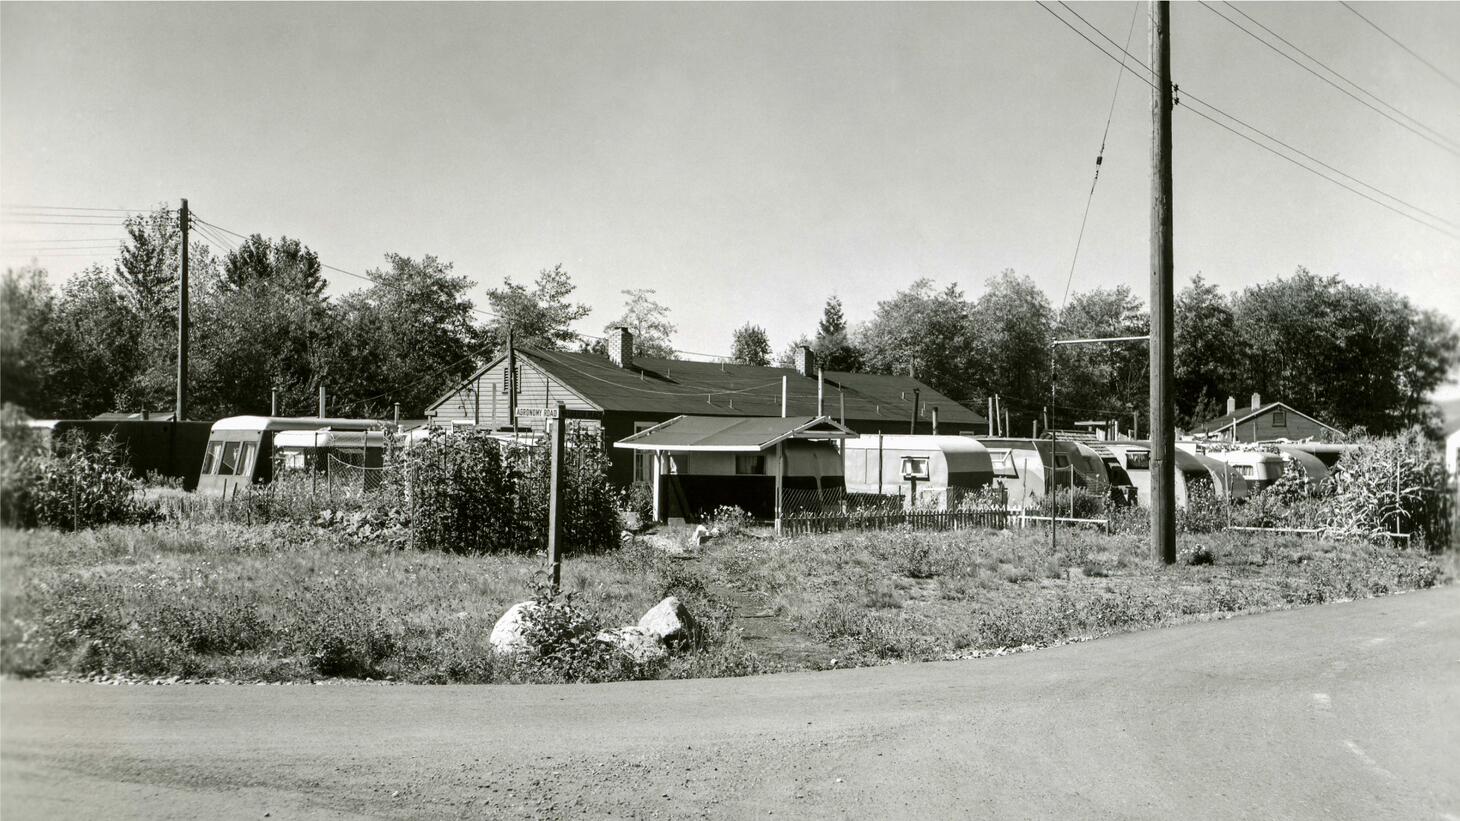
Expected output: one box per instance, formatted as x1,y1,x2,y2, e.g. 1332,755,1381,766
614,415,857,452
1190,401,1339,435
430,346,985,426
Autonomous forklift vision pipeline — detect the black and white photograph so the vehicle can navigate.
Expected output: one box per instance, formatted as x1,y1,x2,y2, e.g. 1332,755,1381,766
1,1,1458,818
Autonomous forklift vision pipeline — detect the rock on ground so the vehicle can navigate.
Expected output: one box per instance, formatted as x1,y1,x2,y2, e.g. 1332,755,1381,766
594,627,668,664
638,596,695,647
489,601,540,656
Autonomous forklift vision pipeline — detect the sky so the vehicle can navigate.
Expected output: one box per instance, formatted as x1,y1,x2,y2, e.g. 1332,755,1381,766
3,2,1457,388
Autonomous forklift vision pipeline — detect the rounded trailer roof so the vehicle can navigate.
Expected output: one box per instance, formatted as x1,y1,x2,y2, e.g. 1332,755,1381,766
273,429,388,448
210,416,386,433
844,435,990,455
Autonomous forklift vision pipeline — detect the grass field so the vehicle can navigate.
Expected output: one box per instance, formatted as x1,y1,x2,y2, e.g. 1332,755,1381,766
0,521,1449,684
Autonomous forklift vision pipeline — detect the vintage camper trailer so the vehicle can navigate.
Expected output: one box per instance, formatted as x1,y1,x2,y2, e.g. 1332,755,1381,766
196,416,385,496
1104,442,1216,508
272,428,390,473
842,435,994,509
973,437,1116,508
1200,449,1287,492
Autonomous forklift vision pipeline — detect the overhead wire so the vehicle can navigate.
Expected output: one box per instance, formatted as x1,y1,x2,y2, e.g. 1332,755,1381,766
1209,1,1460,155
1339,1,1460,93
1058,1,1141,320
1038,1,1460,241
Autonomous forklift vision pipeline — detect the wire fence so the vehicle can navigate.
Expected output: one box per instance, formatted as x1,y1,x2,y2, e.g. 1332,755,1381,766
780,485,1011,536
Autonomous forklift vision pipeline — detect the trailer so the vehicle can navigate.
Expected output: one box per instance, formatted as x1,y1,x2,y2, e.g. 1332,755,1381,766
196,416,386,496
842,434,993,509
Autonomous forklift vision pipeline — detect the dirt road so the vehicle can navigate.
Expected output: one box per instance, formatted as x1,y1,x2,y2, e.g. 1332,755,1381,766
4,587,1458,820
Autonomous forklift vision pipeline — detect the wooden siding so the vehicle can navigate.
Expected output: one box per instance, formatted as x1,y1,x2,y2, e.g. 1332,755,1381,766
427,357,599,436
1223,407,1334,442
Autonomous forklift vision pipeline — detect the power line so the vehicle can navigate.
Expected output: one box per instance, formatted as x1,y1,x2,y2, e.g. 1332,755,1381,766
1038,1,1460,240
1059,1,1140,319
1339,1,1460,93
1200,1,1460,156
1,204,157,213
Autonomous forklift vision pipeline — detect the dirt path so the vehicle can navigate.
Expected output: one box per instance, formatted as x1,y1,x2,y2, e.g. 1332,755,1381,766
4,586,1458,820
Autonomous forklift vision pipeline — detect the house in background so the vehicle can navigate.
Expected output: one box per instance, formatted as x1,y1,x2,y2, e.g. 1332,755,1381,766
425,327,985,487
1188,394,1342,443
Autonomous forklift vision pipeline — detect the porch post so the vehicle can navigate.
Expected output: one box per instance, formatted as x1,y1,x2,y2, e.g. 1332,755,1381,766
651,450,663,523
774,442,784,536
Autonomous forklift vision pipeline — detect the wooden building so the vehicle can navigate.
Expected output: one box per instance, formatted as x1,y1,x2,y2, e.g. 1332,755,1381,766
1188,394,1342,443
425,327,985,487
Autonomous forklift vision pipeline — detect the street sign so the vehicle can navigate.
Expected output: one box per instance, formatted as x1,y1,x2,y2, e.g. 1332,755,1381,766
515,407,560,420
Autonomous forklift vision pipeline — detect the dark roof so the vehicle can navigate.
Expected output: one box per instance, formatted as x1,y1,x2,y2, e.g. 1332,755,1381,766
1191,401,1338,434
614,415,856,452
482,347,985,425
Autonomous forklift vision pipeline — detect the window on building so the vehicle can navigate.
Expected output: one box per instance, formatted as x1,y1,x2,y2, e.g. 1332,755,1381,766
1271,410,1287,428
632,422,656,482
990,450,1018,478
735,453,765,475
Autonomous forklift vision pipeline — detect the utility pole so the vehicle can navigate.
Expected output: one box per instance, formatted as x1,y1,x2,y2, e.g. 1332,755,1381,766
506,328,517,433
175,198,189,421
1150,0,1177,564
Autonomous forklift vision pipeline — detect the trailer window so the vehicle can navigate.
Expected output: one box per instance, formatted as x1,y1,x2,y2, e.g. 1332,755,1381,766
218,442,242,476
1230,464,1254,478
901,457,929,480
1125,451,1151,470
200,442,220,474
990,450,1018,478
238,443,257,478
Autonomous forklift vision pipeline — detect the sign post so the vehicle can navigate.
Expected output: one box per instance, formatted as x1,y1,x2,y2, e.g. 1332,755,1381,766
518,404,567,591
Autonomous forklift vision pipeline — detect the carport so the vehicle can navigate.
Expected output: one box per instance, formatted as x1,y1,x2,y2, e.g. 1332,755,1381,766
614,415,857,532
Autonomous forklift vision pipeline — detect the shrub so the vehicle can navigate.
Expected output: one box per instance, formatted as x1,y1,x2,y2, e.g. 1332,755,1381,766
516,575,652,683
2,427,151,531
706,505,751,536
1177,478,1227,534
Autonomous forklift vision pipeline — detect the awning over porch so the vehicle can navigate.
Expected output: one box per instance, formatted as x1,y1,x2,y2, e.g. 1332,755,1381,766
613,415,858,453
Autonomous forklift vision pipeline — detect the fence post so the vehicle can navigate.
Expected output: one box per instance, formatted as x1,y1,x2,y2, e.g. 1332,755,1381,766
71,472,79,531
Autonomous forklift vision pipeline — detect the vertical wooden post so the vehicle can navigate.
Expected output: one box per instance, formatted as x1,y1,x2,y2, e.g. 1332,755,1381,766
318,385,326,418
506,329,517,435
393,402,400,428
877,432,884,496
988,397,995,436
270,389,278,417
910,389,920,434
547,402,566,592
651,451,663,522
817,368,825,418
176,198,189,422
931,406,939,435
774,440,785,536
1150,0,1177,564
781,376,788,417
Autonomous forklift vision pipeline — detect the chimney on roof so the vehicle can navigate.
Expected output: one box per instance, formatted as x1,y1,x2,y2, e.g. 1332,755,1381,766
794,344,816,378
1251,392,1261,410
608,326,634,368
1226,396,1236,415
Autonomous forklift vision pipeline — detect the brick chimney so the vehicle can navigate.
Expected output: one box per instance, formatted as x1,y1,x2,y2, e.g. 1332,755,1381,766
1251,392,1261,410
1226,396,1236,415
794,344,816,378
608,327,634,368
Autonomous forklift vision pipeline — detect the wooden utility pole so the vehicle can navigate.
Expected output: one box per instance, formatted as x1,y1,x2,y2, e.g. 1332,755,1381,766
1150,0,1177,564
546,402,566,591
506,329,517,432
175,198,189,421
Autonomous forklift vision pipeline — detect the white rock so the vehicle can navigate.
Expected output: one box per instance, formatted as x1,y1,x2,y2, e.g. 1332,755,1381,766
594,626,668,664
489,601,540,656
690,524,712,546
638,596,695,646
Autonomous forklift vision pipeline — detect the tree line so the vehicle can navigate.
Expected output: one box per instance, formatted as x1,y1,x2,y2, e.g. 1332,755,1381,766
3,205,1455,436
736,269,1456,437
